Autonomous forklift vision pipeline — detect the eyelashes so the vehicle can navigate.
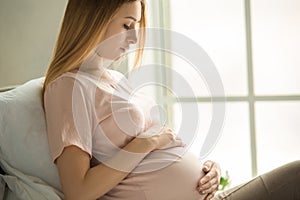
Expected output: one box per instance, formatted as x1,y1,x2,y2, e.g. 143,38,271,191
123,24,131,30
124,23,139,31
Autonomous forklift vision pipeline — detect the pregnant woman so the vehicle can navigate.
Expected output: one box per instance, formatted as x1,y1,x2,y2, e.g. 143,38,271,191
43,0,219,199
43,1,300,200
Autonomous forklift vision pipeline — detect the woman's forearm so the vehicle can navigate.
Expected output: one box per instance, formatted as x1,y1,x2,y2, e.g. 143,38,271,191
82,138,155,198
58,138,156,200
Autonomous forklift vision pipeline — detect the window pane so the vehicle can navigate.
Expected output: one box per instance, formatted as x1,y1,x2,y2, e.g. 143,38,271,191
256,102,300,175
173,102,252,187
252,0,300,95
171,55,211,97
170,0,248,96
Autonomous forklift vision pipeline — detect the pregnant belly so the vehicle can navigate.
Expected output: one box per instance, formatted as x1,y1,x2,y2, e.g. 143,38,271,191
101,152,207,200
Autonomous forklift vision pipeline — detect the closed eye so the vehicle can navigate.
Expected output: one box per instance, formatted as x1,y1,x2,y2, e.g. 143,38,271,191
123,24,131,30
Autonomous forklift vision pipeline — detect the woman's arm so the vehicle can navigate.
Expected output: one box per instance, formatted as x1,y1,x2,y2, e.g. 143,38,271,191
56,126,182,200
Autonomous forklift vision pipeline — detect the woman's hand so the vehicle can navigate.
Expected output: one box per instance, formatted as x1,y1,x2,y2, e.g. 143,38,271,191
138,125,185,150
197,160,221,200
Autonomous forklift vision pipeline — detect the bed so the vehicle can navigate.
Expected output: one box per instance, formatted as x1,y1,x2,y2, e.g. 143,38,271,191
0,78,64,199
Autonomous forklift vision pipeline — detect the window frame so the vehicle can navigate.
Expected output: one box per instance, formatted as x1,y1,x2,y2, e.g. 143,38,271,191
151,0,300,178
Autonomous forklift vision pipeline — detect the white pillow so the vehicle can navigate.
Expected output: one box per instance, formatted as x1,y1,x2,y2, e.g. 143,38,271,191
0,77,61,191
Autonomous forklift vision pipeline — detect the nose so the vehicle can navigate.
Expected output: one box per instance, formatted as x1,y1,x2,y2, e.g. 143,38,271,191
127,29,138,45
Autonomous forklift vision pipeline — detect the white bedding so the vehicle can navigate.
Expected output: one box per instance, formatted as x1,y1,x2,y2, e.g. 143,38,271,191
0,78,64,199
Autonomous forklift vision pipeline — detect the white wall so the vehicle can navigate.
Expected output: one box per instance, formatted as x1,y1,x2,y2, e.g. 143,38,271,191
0,0,67,87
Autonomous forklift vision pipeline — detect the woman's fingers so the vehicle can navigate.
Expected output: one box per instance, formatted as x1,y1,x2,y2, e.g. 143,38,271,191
138,124,184,150
197,161,221,198
159,137,185,149
199,169,218,189
157,126,185,149
199,176,219,194
204,191,217,200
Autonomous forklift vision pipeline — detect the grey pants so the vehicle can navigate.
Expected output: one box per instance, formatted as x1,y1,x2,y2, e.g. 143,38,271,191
214,160,300,200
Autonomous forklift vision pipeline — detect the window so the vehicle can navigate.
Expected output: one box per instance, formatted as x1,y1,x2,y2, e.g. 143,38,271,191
142,0,300,187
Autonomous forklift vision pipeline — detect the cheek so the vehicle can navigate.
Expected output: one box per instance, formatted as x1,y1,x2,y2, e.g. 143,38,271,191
95,23,128,59
103,27,127,46
95,36,125,60
103,22,125,40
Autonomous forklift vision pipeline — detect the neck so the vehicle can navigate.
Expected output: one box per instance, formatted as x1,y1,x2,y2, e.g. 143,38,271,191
79,50,114,79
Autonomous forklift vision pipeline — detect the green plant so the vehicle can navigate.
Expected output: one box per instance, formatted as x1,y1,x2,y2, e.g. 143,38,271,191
219,170,231,191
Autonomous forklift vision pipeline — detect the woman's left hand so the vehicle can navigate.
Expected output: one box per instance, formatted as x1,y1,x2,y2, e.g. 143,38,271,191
197,160,221,200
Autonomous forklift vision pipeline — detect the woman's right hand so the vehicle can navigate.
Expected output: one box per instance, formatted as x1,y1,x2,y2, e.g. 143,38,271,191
138,125,185,150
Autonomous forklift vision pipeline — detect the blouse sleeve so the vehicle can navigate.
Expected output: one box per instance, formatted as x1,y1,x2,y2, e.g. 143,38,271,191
44,76,94,162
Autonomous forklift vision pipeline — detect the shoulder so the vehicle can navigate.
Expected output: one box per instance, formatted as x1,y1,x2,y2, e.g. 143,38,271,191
45,72,94,95
47,75,75,89
45,75,74,100
44,73,92,106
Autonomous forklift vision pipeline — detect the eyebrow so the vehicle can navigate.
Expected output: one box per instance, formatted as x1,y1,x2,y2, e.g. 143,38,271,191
124,16,140,23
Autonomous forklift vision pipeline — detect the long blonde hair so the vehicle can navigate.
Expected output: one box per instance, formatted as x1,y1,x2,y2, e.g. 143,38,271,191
43,0,147,94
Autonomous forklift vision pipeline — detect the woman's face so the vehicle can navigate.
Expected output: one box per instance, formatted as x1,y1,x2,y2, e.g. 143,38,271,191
96,1,142,60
